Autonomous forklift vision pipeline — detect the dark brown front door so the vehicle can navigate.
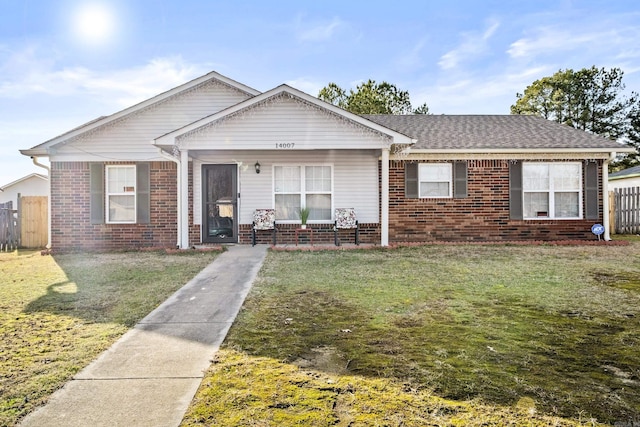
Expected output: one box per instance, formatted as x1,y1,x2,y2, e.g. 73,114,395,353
202,164,238,243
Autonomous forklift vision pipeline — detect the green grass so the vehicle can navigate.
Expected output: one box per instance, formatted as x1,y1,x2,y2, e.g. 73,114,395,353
0,249,218,427
183,243,640,426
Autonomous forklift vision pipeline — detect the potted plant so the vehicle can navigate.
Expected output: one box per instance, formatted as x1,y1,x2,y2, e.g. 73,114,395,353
299,207,310,229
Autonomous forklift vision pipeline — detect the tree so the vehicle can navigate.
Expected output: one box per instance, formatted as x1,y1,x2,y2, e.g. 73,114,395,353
617,100,640,168
511,66,637,141
318,80,429,115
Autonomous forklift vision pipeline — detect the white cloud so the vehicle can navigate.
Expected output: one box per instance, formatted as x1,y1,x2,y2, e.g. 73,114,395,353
284,77,324,97
0,51,210,184
395,38,428,70
414,66,551,114
84,58,207,106
508,27,598,59
507,24,640,63
438,20,500,70
0,50,206,108
296,16,346,42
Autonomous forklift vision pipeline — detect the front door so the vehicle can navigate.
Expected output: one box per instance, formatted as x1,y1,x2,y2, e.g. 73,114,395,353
202,164,238,243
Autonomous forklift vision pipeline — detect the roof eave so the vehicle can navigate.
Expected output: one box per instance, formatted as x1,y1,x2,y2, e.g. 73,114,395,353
609,173,640,181
22,71,261,157
1,173,48,189
20,148,49,157
154,84,416,147
407,147,635,154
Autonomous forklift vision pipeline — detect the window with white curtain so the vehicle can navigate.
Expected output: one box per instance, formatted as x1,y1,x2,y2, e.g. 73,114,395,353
106,165,136,223
419,163,452,198
523,162,582,219
274,165,332,221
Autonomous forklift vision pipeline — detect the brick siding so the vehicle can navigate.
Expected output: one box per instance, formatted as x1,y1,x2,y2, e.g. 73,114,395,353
51,158,604,251
237,223,380,245
51,161,178,251
388,159,604,242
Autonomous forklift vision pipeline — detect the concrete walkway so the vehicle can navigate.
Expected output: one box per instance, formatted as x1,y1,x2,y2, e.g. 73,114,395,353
20,245,269,427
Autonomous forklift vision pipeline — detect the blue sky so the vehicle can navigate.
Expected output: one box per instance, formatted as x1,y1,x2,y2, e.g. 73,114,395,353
1,0,639,185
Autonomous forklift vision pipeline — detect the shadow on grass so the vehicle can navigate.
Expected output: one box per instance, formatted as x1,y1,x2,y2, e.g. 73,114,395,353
23,278,122,325
23,252,218,327
225,284,640,424
2,250,217,427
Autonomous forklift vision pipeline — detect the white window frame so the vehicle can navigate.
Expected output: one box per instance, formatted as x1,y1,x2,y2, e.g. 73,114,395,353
106,165,136,224
522,162,582,220
273,164,334,223
419,163,452,198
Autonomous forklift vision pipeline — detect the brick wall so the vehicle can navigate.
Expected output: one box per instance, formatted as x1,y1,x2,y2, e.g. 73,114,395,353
237,223,380,245
51,158,604,250
187,162,202,246
388,159,603,242
51,161,178,251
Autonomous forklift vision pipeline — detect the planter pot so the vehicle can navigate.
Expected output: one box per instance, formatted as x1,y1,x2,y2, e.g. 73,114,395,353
301,224,307,229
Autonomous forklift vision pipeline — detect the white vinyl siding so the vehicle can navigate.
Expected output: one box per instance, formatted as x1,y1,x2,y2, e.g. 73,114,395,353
51,81,252,161
179,96,389,150
106,165,136,223
523,162,582,219
192,150,379,226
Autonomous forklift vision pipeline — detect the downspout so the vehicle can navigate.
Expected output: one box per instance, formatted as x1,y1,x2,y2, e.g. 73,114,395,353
31,157,51,249
602,152,615,241
158,148,182,248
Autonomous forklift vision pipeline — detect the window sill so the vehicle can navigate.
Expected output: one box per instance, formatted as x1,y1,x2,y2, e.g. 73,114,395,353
523,217,583,221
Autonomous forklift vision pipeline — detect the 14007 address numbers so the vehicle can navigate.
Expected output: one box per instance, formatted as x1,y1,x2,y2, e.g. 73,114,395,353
275,143,295,149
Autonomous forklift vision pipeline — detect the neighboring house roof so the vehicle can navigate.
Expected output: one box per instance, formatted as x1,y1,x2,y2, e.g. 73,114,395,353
21,71,261,157
363,114,633,152
609,165,640,180
0,173,48,191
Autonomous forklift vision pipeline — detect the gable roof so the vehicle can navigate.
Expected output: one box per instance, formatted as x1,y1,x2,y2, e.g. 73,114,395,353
21,71,261,157
363,114,633,152
609,165,640,180
0,173,48,191
154,84,415,148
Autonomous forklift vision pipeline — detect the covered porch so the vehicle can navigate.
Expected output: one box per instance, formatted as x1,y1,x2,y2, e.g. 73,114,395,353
153,85,414,249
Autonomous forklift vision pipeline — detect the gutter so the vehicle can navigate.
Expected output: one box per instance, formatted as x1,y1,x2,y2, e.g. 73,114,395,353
406,147,636,154
31,156,50,173
609,173,640,181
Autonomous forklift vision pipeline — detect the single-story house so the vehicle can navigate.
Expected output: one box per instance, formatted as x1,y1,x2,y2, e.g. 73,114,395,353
609,165,640,190
20,71,634,251
0,173,49,207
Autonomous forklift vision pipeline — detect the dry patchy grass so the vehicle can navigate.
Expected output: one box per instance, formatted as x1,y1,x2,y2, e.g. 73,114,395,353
0,249,218,427
184,242,640,426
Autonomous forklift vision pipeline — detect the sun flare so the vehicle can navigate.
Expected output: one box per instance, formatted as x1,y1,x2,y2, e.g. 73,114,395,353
72,2,116,45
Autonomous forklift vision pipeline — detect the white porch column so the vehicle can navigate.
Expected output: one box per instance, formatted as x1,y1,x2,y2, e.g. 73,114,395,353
180,149,190,249
381,147,390,246
603,153,614,241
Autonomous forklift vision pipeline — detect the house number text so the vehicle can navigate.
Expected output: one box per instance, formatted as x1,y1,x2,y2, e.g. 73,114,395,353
275,142,296,149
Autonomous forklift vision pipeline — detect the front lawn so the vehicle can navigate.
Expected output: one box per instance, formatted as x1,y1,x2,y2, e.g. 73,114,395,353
183,243,640,426
0,249,218,427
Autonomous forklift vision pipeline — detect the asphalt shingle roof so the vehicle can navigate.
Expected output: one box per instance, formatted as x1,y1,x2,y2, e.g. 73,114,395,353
362,114,626,151
609,165,640,178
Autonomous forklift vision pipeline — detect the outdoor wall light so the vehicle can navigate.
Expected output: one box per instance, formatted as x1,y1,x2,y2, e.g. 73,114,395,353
255,161,261,174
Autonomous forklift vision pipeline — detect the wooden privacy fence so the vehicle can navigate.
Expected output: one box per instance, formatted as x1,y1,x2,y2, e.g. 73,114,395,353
611,187,640,234
0,201,19,251
0,196,48,251
20,196,48,249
